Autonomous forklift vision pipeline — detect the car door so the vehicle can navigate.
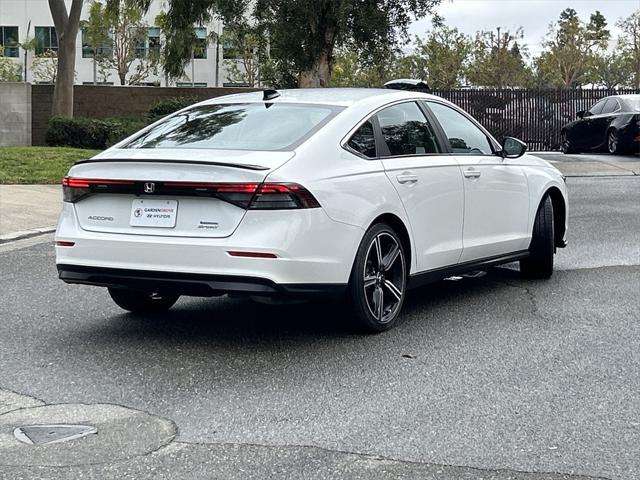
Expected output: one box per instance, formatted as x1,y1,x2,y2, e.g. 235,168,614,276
374,101,465,272
573,99,607,149
425,100,530,262
594,98,621,148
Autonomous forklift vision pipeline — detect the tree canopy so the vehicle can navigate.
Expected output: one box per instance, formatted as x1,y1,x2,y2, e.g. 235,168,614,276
131,0,441,87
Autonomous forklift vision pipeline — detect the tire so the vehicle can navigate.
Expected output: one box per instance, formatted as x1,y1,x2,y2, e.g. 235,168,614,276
607,129,624,155
108,287,179,314
347,223,407,333
520,195,554,279
560,130,578,154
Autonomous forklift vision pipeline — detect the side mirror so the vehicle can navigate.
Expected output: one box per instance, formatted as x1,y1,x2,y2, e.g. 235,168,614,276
576,110,586,119
501,137,527,159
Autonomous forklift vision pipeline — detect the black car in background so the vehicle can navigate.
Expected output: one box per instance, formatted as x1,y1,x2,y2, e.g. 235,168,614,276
561,94,640,155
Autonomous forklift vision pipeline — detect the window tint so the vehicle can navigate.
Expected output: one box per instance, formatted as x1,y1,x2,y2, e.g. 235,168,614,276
623,97,640,112
126,103,341,151
347,121,376,158
194,27,207,59
0,26,19,58
589,100,606,115
427,102,493,155
35,26,58,54
601,98,620,114
376,102,439,156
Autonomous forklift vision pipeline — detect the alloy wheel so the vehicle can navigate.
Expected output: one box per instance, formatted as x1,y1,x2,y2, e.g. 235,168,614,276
362,232,406,324
608,130,618,154
561,132,569,153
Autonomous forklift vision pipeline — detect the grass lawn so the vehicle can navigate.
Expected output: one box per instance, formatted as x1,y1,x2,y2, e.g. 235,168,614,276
0,147,101,184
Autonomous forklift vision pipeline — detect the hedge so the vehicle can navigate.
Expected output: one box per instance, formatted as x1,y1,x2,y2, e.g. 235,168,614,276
45,97,199,150
45,117,147,150
147,96,197,121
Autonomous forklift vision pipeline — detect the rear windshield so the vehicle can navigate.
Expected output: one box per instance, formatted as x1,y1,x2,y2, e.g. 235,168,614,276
624,97,640,112
125,103,342,151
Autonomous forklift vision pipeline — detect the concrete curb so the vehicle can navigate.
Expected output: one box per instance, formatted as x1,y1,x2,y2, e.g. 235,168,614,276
0,227,55,244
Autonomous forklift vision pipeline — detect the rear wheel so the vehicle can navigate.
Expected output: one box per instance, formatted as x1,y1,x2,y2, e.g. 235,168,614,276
348,224,407,333
520,195,554,279
108,287,179,314
607,129,623,155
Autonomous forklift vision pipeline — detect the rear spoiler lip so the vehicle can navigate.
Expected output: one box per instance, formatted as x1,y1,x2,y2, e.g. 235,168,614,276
73,158,271,171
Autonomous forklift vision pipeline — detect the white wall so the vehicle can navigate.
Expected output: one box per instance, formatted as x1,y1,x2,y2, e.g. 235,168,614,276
0,0,230,86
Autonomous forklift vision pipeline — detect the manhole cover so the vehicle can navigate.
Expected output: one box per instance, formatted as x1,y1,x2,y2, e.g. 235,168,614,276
14,424,97,445
0,403,176,467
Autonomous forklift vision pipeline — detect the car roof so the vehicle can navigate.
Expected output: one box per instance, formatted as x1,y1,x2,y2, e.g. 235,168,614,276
200,88,443,108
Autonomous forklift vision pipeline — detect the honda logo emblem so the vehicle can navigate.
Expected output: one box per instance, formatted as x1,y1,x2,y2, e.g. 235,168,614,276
143,182,155,193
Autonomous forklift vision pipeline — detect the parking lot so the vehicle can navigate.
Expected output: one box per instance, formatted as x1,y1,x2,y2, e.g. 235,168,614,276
0,155,639,479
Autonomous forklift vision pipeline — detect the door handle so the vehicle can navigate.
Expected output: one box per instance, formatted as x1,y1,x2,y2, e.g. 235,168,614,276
463,168,481,179
396,173,418,184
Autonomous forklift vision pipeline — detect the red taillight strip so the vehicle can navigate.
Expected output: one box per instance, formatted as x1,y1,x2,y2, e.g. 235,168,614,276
227,251,278,258
56,240,75,247
162,181,260,193
63,176,135,188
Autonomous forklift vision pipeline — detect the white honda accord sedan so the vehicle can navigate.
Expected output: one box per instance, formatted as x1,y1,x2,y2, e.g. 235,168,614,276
56,87,568,332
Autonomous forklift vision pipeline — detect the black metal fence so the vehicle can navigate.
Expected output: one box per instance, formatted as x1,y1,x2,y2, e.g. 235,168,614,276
430,88,640,151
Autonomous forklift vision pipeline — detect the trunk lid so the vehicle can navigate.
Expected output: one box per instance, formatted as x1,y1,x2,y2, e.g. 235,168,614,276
68,149,293,238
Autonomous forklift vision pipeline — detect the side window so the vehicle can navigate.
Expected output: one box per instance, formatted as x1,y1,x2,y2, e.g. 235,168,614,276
347,120,377,158
427,101,493,155
376,102,440,156
601,98,619,114
589,100,606,115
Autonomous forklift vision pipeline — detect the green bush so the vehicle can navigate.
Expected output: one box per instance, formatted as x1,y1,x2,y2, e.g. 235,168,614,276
46,117,147,150
147,96,197,120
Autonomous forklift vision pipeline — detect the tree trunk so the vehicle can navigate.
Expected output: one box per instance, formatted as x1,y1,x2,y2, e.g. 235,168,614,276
298,51,332,88
119,71,126,85
49,0,83,117
52,39,76,117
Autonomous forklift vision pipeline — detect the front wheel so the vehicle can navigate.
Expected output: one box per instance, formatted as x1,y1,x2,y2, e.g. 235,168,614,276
561,130,578,154
108,287,179,314
348,224,407,333
520,195,554,279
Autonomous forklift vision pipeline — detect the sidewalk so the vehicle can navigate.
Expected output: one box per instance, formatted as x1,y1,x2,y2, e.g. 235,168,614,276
0,154,637,243
0,185,61,242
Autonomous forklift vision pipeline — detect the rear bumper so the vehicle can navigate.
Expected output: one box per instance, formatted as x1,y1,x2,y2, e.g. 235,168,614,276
57,264,346,297
55,202,364,287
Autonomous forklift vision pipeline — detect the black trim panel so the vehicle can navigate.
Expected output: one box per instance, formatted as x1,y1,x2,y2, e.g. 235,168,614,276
408,250,529,290
74,158,270,171
57,264,346,298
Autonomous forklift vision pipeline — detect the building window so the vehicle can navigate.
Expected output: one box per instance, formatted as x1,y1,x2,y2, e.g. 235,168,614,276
135,27,161,59
222,38,240,60
35,26,58,55
193,27,207,59
148,27,161,56
0,26,19,58
81,28,113,59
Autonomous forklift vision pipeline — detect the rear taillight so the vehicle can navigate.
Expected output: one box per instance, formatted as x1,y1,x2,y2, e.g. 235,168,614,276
62,176,135,202
157,181,320,210
62,177,320,210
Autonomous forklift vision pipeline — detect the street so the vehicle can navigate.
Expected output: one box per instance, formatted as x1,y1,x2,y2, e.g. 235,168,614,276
0,175,639,479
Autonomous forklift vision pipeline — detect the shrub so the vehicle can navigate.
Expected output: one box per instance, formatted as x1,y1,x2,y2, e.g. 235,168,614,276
46,117,147,150
147,96,197,120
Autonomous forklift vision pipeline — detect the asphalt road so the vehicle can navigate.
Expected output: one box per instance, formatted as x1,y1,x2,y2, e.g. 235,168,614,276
0,176,638,479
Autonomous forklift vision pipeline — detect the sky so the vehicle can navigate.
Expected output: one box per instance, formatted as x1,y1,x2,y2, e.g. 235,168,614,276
409,0,639,57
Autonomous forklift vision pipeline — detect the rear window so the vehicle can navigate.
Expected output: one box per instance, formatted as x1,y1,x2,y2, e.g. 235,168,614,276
624,97,640,112
125,103,342,151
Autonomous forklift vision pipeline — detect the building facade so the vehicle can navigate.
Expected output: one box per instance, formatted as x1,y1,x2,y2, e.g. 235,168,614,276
0,0,238,87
